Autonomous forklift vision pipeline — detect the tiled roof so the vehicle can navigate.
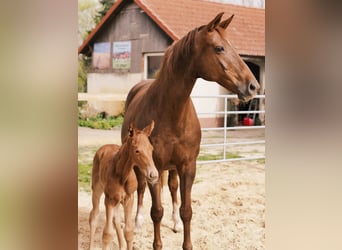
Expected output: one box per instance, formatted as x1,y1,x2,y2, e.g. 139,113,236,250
79,0,264,56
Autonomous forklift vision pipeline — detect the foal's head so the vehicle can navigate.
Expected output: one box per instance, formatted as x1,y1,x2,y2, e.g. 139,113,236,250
126,120,158,185
193,12,260,102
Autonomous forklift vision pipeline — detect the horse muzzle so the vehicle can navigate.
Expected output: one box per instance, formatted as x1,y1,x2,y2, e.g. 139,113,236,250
238,80,260,102
145,167,159,185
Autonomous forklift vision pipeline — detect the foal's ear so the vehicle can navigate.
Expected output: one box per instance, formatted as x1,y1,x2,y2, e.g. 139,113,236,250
207,12,224,32
128,123,135,137
219,14,234,29
143,120,154,136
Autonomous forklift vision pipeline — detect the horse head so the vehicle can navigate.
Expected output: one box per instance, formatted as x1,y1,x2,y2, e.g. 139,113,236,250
128,120,158,185
194,12,260,102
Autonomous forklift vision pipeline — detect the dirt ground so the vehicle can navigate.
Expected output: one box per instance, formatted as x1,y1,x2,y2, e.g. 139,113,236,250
78,127,265,250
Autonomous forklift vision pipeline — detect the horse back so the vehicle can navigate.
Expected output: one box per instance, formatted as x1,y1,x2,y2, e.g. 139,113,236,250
125,80,153,110
92,144,120,187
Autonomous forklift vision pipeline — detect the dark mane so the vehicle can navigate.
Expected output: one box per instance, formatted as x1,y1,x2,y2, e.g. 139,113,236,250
156,26,203,77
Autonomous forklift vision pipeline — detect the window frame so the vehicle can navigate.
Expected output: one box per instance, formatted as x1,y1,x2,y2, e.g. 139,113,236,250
143,52,164,79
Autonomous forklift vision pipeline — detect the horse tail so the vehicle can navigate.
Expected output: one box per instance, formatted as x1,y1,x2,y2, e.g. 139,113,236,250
91,149,101,190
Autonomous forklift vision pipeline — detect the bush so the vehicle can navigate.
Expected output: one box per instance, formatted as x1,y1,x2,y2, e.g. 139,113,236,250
78,112,124,129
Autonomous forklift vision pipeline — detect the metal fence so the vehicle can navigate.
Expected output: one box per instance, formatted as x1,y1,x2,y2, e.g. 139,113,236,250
192,94,265,164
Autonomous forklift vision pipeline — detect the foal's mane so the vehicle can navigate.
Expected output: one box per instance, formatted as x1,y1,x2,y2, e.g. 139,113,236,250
113,133,135,182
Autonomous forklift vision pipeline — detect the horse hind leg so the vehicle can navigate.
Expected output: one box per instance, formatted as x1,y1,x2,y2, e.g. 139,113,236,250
134,167,147,230
160,170,168,203
89,182,102,250
168,169,182,233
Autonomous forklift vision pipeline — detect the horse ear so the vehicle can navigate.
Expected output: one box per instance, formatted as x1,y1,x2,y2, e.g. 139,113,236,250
143,120,154,136
128,123,134,137
220,14,234,29
207,12,225,32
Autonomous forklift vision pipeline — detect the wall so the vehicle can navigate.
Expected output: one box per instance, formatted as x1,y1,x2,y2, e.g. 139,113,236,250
191,78,229,127
86,72,142,116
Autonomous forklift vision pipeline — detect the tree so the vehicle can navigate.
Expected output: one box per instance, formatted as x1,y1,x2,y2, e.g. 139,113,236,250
78,0,101,46
95,0,116,25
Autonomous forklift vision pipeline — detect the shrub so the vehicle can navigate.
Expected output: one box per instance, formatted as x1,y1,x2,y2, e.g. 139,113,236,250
78,111,124,129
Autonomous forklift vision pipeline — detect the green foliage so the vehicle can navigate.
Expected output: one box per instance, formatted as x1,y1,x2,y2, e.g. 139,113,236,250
257,158,265,164
78,0,101,45
95,0,116,24
78,57,89,92
78,163,92,192
78,113,124,130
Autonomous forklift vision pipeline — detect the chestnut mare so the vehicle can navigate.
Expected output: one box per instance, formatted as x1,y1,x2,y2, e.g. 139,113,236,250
121,13,260,250
89,121,158,250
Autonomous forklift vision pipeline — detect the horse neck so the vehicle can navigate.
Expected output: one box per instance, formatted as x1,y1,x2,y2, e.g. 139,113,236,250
149,48,197,115
113,141,134,185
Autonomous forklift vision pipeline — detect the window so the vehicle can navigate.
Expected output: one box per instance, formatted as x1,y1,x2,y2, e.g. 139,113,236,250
144,53,164,79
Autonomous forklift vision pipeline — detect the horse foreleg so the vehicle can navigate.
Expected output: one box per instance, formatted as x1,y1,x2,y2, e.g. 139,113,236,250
123,194,134,250
102,197,117,250
148,177,164,250
168,169,182,233
178,162,196,250
134,167,146,230
89,183,102,250
113,204,125,250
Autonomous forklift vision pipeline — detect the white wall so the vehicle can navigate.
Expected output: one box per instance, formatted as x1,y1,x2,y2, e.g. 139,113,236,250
87,73,142,94
86,72,142,116
191,78,229,119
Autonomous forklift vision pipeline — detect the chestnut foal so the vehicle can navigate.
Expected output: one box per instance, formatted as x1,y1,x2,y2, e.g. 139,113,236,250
89,121,158,250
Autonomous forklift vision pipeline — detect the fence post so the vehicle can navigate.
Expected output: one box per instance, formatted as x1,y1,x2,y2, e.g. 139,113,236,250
191,94,265,164
223,96,228,160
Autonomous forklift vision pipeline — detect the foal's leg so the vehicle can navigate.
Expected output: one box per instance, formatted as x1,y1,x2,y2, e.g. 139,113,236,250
168,169,182,233
178,162,196,250
89,183,102,250
148,177,164,250
123,194,135,250
113,204,125,250
134,167,146,229
102,197,117,250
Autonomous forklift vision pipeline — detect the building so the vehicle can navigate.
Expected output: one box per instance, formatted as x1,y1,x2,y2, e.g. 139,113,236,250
78,0,265,126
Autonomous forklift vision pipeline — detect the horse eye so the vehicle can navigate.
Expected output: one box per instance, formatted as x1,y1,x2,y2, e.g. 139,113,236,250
135,150,140,154
214,46,224,53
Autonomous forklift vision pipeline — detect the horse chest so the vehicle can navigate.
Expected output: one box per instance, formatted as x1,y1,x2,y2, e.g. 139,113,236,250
152,129,200,167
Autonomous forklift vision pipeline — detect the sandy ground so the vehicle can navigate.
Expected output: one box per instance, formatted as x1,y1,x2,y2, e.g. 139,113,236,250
78,127,265,250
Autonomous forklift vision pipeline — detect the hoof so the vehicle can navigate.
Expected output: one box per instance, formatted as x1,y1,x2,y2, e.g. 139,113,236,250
134,214,143,231
173,221,183,233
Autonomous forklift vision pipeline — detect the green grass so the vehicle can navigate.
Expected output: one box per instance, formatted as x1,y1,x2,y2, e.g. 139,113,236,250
256,158,265,164
197,152,242,161
78,163,92,192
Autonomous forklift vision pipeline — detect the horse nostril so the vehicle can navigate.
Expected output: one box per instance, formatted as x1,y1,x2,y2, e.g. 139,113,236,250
149,171,156,179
